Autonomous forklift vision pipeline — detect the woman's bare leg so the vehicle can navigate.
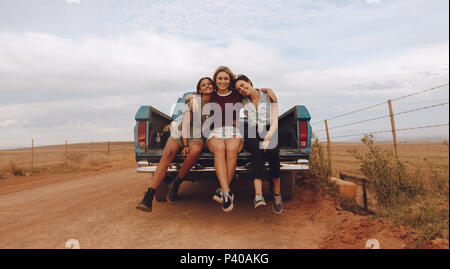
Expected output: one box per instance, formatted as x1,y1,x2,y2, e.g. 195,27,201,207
225,137,244,185
207,138,229,192
178,141,203,179
254,178,263,195
150,139,180,189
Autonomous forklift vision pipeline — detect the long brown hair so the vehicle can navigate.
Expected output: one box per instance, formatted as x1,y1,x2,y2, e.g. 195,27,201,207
213,66,236,91
234,74,253,87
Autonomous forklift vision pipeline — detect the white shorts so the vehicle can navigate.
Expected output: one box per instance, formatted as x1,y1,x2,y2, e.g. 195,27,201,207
207,126,243,141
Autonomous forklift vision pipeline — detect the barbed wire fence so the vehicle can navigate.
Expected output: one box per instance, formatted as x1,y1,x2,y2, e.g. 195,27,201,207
311,83,449,174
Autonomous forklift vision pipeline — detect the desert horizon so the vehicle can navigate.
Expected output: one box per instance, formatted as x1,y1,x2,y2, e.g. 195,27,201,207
1,139,447,179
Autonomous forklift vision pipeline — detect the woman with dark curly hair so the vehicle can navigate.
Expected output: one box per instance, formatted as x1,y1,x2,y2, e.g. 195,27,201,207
136,77,215,212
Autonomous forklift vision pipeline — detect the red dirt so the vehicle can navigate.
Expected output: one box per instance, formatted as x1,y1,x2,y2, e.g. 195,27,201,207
0,167,432,249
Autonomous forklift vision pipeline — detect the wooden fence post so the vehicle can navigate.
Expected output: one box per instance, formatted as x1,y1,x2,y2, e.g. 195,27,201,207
324,119,333,174
65,140,68,161
387,100,399,158
31,139,34,173
107,141,110,155
340,172,370,212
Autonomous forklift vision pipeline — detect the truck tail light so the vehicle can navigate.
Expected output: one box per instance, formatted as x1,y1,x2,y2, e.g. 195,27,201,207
299,121,308,149
138,121,146,149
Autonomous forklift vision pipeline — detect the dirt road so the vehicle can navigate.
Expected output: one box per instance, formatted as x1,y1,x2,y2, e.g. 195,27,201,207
0,167,417,249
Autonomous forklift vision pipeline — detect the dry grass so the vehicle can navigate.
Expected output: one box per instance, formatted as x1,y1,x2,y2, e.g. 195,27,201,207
353,135,424,207
322,140,449,180
320,136,449,248
0,141,135,179
309,136,332,183
309,135,449,248
306,136,367,215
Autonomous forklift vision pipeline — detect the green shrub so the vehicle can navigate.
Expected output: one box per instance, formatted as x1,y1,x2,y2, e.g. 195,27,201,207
309,134,332,183
354,135,448,248
353,135,423,207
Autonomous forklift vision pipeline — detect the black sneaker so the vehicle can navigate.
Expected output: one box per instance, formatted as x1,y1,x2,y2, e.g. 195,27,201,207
213,188,223,203
272,194,283,214
222,190,234,212
253,194,267,208
136,187,155,212
166,175,183,202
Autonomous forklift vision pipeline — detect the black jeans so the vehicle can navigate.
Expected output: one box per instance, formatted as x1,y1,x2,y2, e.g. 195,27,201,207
244,125,280,180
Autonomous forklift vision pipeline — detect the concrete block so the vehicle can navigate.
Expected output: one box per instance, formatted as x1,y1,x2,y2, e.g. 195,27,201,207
329,177,357,200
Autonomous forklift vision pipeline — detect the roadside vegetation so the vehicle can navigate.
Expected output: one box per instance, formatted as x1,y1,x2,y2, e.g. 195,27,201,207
307,134,449,248
353,135,448,248
308,135,332,188
306,135,365,213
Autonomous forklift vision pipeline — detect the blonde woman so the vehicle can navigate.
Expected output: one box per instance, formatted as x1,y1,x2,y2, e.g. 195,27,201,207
206,66,244,212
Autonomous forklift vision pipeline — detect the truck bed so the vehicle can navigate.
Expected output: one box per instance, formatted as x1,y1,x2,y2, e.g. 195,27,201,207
134,94,312,169
134,97,312,200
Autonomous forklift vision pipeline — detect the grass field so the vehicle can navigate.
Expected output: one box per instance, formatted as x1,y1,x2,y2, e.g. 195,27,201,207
1,140,448,180
0,141,135,179
324,141,449,180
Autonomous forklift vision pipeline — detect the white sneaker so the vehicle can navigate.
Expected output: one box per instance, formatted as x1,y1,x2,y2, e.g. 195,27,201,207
254,194,267,208
222,190,234,212
213,188,223,203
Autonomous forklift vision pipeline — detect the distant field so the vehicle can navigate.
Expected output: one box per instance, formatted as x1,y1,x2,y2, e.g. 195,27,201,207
323,141,449,179
0,141,135,178
1,140,448,181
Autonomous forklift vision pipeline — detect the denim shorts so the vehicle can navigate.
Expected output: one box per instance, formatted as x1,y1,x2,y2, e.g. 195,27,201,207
207,126,243,142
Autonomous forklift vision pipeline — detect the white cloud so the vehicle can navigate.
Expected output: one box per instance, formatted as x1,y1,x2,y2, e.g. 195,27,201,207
65,0,80,4
366,0,381,4
0,119,16,128
0,0,448,146
0,31,285,105
0,30,448,145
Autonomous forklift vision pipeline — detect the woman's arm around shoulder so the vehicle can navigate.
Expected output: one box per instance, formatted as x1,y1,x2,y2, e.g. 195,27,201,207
260,88,277,103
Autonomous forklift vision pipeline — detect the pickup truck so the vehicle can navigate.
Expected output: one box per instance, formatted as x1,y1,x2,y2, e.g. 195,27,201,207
134,91,312,202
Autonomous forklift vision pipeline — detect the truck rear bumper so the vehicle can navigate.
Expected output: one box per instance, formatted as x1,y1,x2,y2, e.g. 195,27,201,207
136,160,309,173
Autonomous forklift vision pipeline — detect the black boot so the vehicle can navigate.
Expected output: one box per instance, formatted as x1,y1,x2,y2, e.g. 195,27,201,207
166,175,183,202
136,187,155,212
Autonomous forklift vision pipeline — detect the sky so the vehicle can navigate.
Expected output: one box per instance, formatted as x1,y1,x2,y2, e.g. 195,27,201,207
0,0,448,148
